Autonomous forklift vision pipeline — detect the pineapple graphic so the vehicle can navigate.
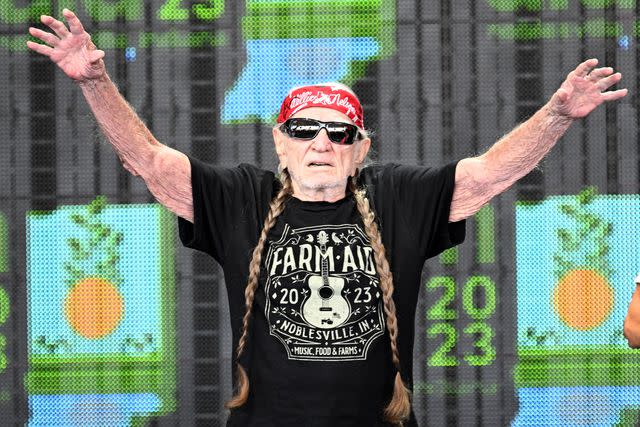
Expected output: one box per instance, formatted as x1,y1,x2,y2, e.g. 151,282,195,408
63,196,125,339
552,186,614,331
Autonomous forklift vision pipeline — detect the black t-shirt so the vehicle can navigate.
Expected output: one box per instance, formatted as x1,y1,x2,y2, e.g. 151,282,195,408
178,158,466,426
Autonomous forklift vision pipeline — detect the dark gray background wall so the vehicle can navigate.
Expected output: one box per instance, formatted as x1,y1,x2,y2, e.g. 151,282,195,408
0,1,639,426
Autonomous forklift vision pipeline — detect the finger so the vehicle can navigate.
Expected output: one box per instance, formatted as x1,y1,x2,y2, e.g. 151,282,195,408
575,58,599,78
601,88,628,101
89,49,105,63
587,66,614,80
63,9,85,36
596,72,622,91
29,27,59,47
26,40,54,57
40,14,70,39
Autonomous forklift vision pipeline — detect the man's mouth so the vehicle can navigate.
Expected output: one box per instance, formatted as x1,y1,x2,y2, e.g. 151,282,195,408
308,162,333,167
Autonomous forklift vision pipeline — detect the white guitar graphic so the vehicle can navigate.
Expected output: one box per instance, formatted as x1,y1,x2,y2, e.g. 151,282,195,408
302,231,350,329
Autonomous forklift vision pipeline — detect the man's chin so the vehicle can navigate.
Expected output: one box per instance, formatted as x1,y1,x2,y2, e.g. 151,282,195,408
302,181,344,191
298,177,347,191
290,170,347,191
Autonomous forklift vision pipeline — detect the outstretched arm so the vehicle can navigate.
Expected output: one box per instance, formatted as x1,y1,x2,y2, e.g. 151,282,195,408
27,9,194,222
449,59,627,222
624,274,640,348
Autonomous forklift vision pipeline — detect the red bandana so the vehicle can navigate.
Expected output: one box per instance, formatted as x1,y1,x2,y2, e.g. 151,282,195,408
277,85,364,129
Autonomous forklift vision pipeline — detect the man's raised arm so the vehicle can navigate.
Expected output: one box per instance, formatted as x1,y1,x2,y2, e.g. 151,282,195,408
449,59,627,222
27,9,194,223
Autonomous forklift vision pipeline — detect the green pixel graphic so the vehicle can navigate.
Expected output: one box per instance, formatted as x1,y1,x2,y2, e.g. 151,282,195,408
221,0,396,123
25,199,176,425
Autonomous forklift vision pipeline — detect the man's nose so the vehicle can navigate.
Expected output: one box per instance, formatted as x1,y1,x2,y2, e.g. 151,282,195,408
311,128,332,151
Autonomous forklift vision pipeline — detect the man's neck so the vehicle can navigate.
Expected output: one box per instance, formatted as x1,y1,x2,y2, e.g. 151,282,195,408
291,184,347,203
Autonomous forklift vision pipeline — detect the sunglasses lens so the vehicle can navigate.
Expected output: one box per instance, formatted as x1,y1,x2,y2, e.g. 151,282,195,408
326,123,356,145
283,119,359,145
287,119,320,139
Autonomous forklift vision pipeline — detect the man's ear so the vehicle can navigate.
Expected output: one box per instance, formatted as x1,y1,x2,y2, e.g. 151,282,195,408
273,126,287,168
357,137,371,164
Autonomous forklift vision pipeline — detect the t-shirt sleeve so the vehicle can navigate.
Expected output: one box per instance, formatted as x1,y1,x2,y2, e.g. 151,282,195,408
364,161,466,263
420,162,466,258
177,156,274,264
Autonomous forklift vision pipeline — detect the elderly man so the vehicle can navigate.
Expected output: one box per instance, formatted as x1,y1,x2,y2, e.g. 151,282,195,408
28,9,627,427
624,273,640,348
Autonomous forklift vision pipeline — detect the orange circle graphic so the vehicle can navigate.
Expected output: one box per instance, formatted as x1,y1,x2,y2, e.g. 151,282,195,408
64,277,124,339
553,269,613,331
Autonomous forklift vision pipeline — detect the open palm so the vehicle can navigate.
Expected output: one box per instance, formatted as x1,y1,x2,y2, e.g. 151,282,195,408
27,9,105,82
551,58,627,118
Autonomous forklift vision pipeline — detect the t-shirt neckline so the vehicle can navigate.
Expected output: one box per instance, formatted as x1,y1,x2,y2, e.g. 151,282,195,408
287,193,354,211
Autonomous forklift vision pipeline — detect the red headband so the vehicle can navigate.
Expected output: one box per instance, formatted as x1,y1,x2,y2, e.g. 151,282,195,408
277,85,364,129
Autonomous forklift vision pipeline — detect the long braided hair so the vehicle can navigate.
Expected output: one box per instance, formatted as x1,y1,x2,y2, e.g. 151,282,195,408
348,176,411,425
225,167,293,409
225,166,412,425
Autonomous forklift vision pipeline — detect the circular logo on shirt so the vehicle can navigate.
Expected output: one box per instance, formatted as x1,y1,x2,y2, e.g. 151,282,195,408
264,224,385,361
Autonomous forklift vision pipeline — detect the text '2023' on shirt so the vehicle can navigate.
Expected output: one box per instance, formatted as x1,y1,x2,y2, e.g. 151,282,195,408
178,157,465,427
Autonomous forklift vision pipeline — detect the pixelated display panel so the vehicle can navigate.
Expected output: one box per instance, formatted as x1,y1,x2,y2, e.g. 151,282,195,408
517,191,639,352
514,191,640,424
222,0,395,123
1,0,639,425
25,198,175,424
0,212,7,273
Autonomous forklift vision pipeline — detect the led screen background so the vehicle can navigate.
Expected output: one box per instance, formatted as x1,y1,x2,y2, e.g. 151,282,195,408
0,0,639,426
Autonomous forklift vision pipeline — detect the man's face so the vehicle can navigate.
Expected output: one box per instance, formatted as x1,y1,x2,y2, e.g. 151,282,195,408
273,107,371,200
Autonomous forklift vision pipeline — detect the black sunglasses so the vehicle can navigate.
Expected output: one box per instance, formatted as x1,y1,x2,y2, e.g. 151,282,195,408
279,118,363,145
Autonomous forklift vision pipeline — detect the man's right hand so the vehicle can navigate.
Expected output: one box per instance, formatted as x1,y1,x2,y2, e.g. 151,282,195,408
27,9,106,82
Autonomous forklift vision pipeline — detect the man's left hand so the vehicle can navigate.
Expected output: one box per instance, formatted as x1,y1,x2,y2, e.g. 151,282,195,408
550,58,627,119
